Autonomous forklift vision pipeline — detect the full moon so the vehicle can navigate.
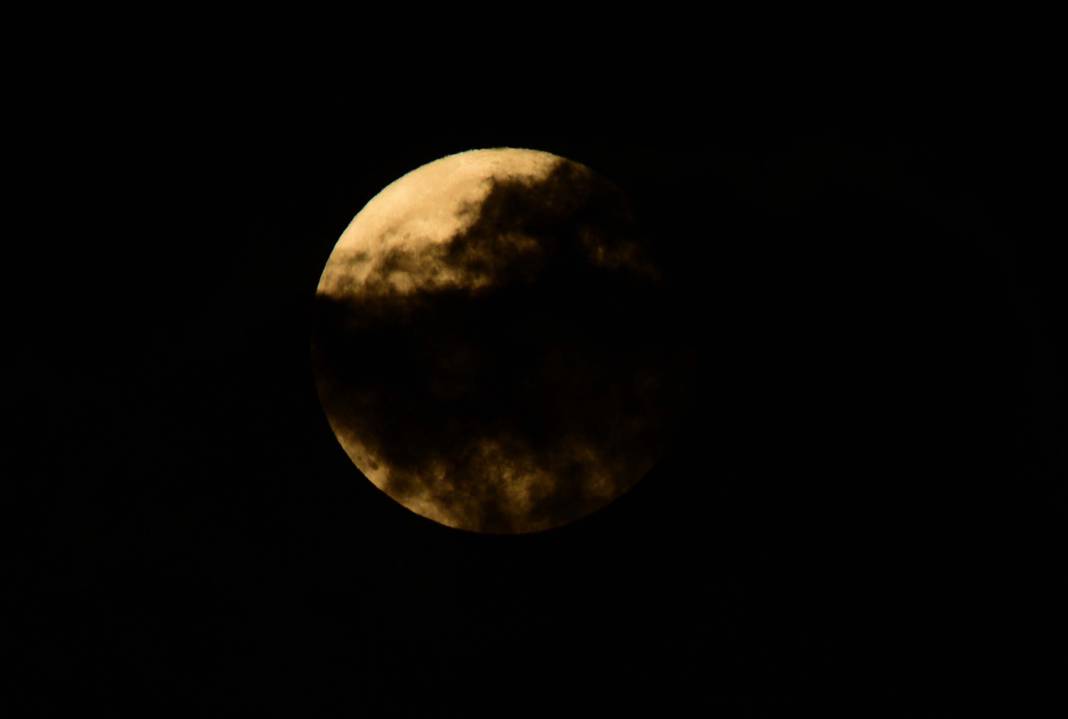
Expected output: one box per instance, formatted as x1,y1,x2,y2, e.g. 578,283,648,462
311,148,688,533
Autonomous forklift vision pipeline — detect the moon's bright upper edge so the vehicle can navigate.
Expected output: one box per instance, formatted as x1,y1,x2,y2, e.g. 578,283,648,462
317,148,563,299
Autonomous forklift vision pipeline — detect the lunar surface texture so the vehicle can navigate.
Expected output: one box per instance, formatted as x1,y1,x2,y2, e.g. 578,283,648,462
311,148,688,533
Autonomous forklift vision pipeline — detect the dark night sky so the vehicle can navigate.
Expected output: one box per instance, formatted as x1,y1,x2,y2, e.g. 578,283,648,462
11,68,1066,715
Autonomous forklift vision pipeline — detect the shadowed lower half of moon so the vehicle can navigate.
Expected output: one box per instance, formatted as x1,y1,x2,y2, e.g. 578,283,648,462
311,148,690,533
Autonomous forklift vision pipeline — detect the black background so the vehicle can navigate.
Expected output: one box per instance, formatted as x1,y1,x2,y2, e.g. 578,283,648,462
11,66,1066,716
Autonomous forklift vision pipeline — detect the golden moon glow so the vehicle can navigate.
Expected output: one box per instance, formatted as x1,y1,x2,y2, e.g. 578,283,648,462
312,148,681,533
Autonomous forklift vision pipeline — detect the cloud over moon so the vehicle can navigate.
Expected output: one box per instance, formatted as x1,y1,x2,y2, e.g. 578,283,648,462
312,149,686,533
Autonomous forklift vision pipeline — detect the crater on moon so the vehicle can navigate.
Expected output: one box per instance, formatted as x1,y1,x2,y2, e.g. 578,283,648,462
311,148,689,533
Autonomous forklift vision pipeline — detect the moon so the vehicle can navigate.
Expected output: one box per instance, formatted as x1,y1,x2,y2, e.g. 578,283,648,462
311,148,688,533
